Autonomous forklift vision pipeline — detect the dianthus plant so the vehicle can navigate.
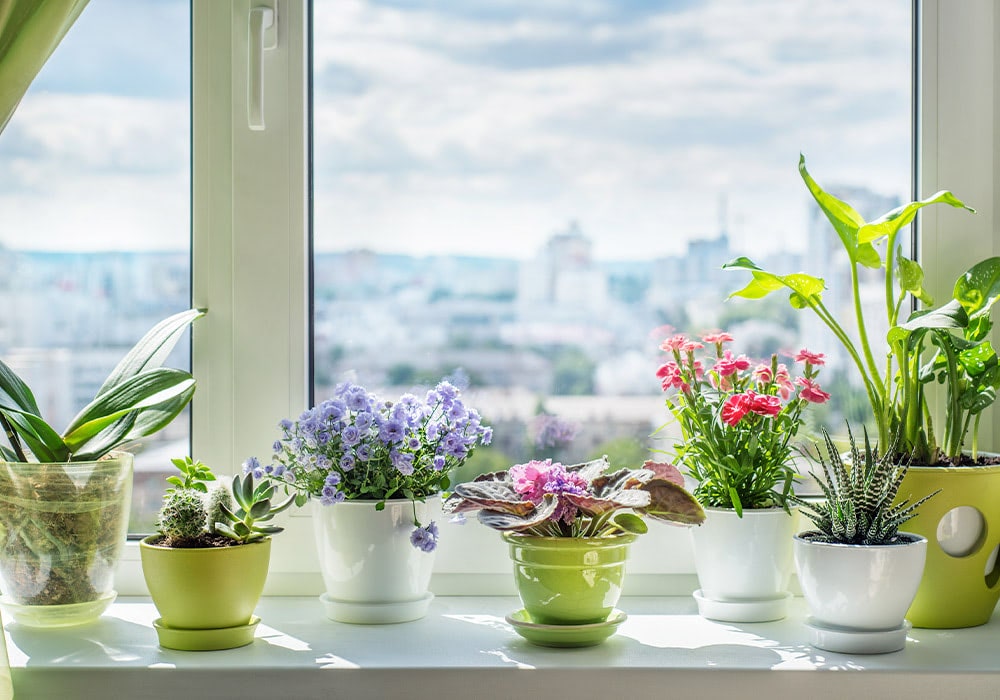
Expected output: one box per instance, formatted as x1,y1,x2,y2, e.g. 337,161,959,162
247,380,492,552
656,332,829,515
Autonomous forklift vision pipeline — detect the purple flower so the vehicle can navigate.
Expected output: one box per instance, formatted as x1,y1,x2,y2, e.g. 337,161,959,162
407,436,421,450
426,422,443,441
354,411,374,431
409,521,439,552
324,473,341,487
392,451,415,475
447,403,467,421
481,426,493,445
243,456,264,478
340,453,356,471
356,444,372,462
320,488,346,506
346,388,370,411
341,425,362,446
380,419,405,444
432,455,446,471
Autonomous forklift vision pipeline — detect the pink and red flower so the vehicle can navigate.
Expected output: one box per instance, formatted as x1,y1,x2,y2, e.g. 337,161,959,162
796,377,831,404
795,349,826,366
702,332,735,345
660,334,688,352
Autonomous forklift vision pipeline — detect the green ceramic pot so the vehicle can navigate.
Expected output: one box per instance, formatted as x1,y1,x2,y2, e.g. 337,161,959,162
140,536,271,630
502,532,636,625
898,465,1000,628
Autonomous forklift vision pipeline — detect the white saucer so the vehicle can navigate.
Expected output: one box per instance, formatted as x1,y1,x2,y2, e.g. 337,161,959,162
319,592,434,624
805,617,912,654
693,589,791,622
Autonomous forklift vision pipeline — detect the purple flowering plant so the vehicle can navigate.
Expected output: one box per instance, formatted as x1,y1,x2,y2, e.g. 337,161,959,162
443,456,705,538
246,380,492,551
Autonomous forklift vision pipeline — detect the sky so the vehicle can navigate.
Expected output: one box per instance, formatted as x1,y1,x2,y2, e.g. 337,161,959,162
0,0,912,260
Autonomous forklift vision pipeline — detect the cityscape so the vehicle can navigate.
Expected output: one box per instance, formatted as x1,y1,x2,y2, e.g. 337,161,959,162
0,184,901,527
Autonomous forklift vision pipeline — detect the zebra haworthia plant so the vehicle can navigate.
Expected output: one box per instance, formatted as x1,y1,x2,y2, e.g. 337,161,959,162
792,428,939,546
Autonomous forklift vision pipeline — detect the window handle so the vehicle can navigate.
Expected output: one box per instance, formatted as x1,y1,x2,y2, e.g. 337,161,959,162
248,4,276,131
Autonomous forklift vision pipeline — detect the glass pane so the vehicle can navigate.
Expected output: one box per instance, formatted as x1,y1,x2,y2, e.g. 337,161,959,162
312,1,911,481
0,0,191,532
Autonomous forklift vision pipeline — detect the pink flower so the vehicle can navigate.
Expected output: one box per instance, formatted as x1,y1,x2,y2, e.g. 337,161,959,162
795,349,826,366
660,334,688,352
796,377,831,404
656,362,684,390
508,459,556,502
714,355,740,377
681,341,704,353
775,364,794,400
721,393,752,426
752,364,772,385
702,332,734,344
749,393,782,417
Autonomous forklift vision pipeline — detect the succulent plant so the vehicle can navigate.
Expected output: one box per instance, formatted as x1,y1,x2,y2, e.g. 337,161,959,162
157,489,208,543
213,472,296,544
166,456,216,494
791,428,939,545
205,484,234,535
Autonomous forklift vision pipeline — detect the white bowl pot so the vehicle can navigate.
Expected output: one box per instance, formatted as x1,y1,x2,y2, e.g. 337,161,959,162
794,533,928,630
313,496,439,623
691,507,796,600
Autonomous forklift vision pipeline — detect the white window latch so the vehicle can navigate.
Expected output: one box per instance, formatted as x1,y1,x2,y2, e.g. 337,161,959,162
248,3,277,131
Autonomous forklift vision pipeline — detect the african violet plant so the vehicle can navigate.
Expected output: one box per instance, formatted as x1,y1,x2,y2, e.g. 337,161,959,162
726,156,999,464
791,429,939,546
443,456,705,537
153,457,295,547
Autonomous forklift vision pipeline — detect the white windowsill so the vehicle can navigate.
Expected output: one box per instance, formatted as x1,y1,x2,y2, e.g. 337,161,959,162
5,596,999,700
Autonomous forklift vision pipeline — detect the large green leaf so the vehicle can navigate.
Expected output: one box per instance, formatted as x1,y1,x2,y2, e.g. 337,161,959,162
954,257,1000,320
0,358,42,415
724,256,825,305
97,308,204,397
798,155,881,269
897,253,933,306
5,411,69,461
857,191,973,244
62,368,196,450
901,299,968,332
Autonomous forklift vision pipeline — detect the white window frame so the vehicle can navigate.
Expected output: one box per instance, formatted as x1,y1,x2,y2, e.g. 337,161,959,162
115,0,1000,595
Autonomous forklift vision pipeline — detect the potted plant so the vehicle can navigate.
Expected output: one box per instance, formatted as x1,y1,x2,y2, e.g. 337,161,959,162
443,456,705,647
726,156,1000,627
253,379,492,624
655,331,829,622
0,309,203,627
791,429,938,654
139,457,293,650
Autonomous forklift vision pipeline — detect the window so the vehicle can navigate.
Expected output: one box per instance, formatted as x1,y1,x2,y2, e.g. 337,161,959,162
0,0,191,533
310,0,912,485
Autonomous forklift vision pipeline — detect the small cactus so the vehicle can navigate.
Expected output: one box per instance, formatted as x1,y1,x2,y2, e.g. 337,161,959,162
205,484,234,535
157,489,207,542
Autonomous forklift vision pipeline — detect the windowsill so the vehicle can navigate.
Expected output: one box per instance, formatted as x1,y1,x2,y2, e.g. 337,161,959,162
5,596,999,700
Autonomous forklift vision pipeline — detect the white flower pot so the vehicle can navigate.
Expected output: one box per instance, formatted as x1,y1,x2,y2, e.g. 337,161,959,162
313,496,439,624
689,507,796,621
794,532,927,630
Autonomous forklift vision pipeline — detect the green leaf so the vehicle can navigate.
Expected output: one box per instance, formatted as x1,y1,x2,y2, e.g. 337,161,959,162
61,369,196,450
724,257,825,305
612,512,648,534
97,309,205,397
959,386,996,414
249,499,270,519
857,190,973,244
901,299,968,332
954,257,1000,321
897,254,933,305
0,358,42,416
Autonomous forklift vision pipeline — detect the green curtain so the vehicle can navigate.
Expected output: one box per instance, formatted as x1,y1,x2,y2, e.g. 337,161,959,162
0,0,89,134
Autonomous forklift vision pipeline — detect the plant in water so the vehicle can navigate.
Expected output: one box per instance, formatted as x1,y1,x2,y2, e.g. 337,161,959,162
655,330,829,515
443,456,705,537
791,428,939,545
154,459,294,547
726,156,1000,464
0,310,203,607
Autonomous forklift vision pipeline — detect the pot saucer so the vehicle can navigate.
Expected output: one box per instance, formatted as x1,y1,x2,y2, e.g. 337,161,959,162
693,589,791,622
505,609,627,647
0,590,117,628
153,616,260,651
319,592,434,624
804,617,912,654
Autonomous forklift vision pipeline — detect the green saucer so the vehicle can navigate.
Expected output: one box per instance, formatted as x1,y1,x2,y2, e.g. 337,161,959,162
153,616,260,651
505,609,627,648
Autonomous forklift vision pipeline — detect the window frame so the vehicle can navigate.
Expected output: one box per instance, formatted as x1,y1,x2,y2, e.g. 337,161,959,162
118,0,1000,595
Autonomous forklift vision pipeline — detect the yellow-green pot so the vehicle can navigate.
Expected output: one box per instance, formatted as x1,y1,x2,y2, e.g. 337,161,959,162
898,465,1000,628
140,537,271,631
502,532,635,625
